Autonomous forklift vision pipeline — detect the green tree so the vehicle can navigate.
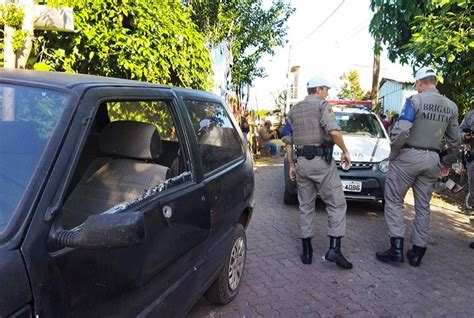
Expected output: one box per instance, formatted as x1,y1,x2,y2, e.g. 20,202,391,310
190,0,293,102
33,0,212,89
369,0,473,115
338,70,365,100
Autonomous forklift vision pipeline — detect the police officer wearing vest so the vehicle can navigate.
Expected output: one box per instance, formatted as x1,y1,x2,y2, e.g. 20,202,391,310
376,67,461,266
459,109,474,248
284,76,353,269
460,109,474,209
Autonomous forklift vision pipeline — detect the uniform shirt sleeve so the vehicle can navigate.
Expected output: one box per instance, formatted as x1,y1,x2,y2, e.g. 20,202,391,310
442,101,461,164
459,110,473,142
390,95,417,151
282,117,293,145
320,101,340,133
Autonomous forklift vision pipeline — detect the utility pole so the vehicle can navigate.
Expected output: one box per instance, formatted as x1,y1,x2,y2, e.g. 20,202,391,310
285,44,292,115
284,0,345,114
371,39,381,111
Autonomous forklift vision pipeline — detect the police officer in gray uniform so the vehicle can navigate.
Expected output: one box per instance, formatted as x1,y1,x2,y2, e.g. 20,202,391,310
284,76,353,269
459,109,474,248
459,109,474,209
376,67,461,266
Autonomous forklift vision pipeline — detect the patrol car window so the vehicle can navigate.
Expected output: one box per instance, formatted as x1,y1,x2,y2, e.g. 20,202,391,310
184,100,243,174
0,84,68,233
335,113,384,138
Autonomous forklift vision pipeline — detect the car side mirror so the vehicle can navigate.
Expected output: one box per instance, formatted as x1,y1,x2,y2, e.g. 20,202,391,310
53,212,146,249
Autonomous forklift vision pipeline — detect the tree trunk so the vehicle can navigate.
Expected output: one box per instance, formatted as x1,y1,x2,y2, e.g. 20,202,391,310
2,87,16,121
371,40,381,111
3,24,16,120
16,0,35,68
4,24,16,68
245,84,250,111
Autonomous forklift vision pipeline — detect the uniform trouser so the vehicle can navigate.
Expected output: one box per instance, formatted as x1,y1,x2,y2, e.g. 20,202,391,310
295,156,347,238
468,160,474,206
384,148,440,247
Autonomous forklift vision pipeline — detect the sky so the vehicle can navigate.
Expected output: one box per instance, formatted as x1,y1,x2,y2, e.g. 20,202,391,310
248,0,415,110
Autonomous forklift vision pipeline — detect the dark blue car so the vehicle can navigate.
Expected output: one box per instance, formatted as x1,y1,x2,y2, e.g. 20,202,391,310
0,70,254,317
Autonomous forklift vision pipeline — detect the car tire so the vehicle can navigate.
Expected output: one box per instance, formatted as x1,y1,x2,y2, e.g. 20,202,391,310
205,224,247,305
284,189,298,205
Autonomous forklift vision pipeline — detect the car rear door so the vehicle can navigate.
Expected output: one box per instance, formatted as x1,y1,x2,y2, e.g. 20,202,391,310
180,96,253,283
21,86,211,317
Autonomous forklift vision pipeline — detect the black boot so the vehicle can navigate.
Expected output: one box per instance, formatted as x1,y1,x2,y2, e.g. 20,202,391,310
301,238,313,264
407,245,427,267
324,236,353,269
376,237,404,263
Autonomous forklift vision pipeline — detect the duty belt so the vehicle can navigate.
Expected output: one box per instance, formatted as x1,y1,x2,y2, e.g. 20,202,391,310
402,144,440,154
296,145,326,158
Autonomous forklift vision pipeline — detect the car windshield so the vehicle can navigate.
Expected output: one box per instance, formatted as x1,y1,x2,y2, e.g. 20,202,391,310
335,112,384,138
0,84,68,233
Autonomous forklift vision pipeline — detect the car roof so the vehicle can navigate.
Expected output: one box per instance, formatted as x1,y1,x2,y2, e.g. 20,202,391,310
0,69,221,102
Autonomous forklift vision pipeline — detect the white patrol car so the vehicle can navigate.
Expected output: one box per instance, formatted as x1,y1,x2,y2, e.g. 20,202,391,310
283,105,390,205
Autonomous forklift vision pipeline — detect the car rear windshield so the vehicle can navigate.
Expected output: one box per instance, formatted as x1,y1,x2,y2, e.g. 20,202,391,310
335,112,384,138
0,84,68,233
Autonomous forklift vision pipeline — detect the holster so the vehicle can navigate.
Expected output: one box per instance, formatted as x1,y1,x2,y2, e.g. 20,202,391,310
322,138,334,164
302,145,324,160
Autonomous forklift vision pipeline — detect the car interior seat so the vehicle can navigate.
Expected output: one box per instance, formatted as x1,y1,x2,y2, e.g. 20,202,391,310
61,121,169,230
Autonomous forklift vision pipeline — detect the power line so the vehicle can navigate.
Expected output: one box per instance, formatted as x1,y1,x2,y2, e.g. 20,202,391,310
293,0,345,46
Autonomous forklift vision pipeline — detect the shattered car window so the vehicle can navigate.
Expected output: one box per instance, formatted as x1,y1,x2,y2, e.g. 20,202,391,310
69,171,193,232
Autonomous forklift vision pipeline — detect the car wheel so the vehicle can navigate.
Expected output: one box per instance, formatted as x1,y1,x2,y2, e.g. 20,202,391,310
205,224,247,305
284,189,298,205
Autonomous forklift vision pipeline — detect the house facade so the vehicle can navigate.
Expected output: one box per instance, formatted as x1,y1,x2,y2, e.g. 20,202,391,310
378,78,417,114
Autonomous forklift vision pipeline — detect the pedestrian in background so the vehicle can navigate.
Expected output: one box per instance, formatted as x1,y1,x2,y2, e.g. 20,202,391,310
283,76,353,269
381,114,391,132
258,120,278,156
376,67,461,267
387,113,399,134
240,110,250,142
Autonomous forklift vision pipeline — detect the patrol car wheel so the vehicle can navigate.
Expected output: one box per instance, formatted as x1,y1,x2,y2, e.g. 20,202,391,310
205,224,247,305
284,189,298,205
